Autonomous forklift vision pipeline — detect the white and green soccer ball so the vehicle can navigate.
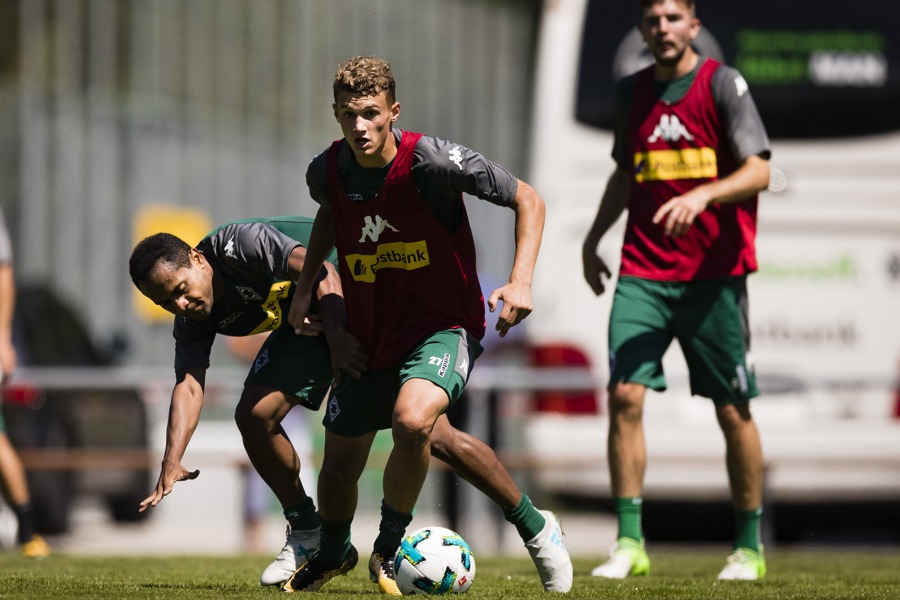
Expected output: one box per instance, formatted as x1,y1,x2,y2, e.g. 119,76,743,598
393,526,476,595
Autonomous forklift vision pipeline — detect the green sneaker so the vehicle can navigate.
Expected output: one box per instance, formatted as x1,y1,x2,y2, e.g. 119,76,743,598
590,537,650,579
717,547,766,580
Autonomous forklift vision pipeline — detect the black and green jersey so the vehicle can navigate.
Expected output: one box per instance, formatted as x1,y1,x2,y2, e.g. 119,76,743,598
172,216,336,371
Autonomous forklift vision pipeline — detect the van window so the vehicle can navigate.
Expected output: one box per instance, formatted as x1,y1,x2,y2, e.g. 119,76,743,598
576,0,900,138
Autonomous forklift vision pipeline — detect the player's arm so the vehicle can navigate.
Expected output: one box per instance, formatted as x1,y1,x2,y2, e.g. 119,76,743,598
652,154,769,237
138,366,205,512
285,243,342,313
287,204,336,334
0,261,16,383
317,261,368,384
582,167,631,296
654,66,771,237
488,178,545,337
418,137,544,336
287,243,367,382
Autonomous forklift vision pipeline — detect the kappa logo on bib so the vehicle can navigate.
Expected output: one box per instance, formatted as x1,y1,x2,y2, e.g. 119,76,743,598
359,215,399,243
647,114,694,143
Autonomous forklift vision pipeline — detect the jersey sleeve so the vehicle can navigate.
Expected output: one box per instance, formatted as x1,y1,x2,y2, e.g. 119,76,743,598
207,221,300,280
712,64,771,162
413,136,519,207
306,150,330,207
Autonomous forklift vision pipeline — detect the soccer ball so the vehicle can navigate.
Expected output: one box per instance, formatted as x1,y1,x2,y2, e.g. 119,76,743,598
393,526,476,595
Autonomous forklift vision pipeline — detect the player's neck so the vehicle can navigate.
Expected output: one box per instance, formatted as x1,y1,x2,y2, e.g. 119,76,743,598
654,50,699,82
353,130,398,169
205,255,223,300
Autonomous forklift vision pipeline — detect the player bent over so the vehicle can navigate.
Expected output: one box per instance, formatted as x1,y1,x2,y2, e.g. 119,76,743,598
129,217,571,591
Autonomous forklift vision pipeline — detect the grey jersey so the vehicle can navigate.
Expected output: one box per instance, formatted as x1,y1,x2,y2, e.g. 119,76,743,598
173,218,314,371
612,58,771,169
306,131,519,232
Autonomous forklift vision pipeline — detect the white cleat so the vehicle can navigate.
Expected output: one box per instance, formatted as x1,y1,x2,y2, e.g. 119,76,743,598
259,525,321,586
525,510,573,592
717,547,766,581
590,538,650,579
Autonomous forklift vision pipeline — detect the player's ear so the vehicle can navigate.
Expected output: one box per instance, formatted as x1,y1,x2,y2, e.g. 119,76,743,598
332,103,338,121
390,101,400,123
189,248,203,266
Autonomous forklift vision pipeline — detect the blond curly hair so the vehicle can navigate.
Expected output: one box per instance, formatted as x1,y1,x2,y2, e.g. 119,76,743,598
333,56,396,104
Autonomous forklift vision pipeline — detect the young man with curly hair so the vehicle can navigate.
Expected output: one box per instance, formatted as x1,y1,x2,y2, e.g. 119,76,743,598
283,56,571,594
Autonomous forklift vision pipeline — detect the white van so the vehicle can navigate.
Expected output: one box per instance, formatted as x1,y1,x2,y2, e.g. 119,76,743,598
522,0,900,514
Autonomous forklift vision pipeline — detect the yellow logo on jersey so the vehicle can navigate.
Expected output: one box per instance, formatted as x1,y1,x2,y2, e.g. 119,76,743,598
634,147,718,182
249,281,291,335
346,240,430,283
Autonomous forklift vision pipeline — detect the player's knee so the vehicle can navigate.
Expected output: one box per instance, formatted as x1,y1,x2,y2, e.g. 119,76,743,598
716,402,752,432
608,382,644,417
392,412,433,449
319,459,364,490
234,394,268,432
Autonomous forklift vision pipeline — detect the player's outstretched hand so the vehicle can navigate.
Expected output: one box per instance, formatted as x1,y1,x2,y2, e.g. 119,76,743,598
582,247,612,296
488,281,533,338
138,460,200,512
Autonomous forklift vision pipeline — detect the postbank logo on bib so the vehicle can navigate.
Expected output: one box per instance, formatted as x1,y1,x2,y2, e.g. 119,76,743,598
634,114,718,183
346,240,430,283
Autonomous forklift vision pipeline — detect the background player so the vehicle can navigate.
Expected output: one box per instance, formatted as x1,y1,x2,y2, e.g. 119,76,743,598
582,0,771,582
0,208,51,558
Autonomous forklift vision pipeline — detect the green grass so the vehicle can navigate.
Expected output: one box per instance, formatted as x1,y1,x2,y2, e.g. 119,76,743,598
1,548,898,599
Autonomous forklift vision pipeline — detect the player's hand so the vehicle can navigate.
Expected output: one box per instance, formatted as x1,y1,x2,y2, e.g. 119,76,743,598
138,460,200,512
582,245,612,296
652,189,710,237
294,313,325,336
287,289,313,335
325,329,368,388
487,281,533,338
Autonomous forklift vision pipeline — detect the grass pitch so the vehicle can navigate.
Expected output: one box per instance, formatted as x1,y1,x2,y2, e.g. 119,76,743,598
1,548,898,599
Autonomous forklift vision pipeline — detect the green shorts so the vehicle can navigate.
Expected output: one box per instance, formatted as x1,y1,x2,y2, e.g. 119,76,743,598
608,275,759,404
243,326,334,410
322,328,483,436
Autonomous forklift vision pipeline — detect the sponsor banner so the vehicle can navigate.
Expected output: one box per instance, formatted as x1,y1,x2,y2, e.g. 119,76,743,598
634,148,718,182
345,240,430,283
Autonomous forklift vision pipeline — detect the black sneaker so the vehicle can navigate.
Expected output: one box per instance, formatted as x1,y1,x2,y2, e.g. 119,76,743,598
282,545,358,593
368,549,402,595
